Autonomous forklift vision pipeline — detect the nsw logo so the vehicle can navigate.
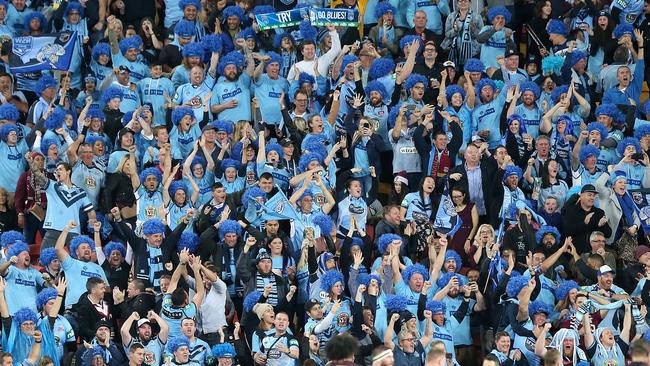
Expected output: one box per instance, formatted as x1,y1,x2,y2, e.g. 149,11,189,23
13,37,33,57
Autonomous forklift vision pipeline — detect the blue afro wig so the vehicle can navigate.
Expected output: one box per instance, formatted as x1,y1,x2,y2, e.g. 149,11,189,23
403,263,430,282
0,103,19,121
298,152,323,173
502,165,523,182
520,81,541,99
636,124,650,140
614,23,634,39
570,50,588,67
528,300,553,317
1,231,24,248
139,167,162,185
365,80,389,102
85,134,106,148
0,124,16,142
242,186,267,208
446,85,466,101
175,19,196,38
178,0,200,10
404,73,428,92
265,52,283,69
191,156,207,171
368,58,395,80
101,87,124,103
36,287,58,310
586,122,609,140
349,237,364,250
303,141,327,160
358,273,382,287
172,107,194,125
253,5,274,15
104,241,126,258
35,74,58,96
223,5,244,22
579,144,601,163
554,280,579,301
182,42,204,58
202,34,223,54
177,232,199,253
92,42,111,61
7,240,28,258
86,107,105,121
464,58,484,73
375,1,396,18
39,248,57,267
436,272,467,288
273,32,295,49
168,180,188,197
444,250,463,269
618,137,641,156
487,6,512,23
64,1,84,17
311,213,333,236
266,142,284,160
399,35,422,51
69,235,94,258
119,35,143,55
536,225,561,245
426,300,447,314
219,220,242,240
211,343,236,358
14,307,38,325
217,52,242,75
142,218,166,236
377,233,402,254
595,103,622,122
550,85,569,104
340,55,359,77
388,103,412,128
213,120,234,134
238,27,257,41
320,269,345,292
547,19,568,36
167,336,190,353
384,294,408,312
297,72,315,87
506,275,529,297
221,158,240,172
243,291,262,312
476,78,496,96
24,12,46,32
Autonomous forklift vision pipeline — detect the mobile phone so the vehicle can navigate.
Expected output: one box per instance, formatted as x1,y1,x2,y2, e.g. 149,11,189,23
406,105,417,111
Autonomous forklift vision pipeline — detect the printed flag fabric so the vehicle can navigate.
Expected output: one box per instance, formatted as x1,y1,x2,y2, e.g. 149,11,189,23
433,181,462,236
10,31,78,73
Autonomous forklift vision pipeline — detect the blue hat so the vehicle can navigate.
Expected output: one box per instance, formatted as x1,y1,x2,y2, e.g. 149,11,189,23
202,34,223,54
586,121,609,140
7,240,28,258
92,42,111,61
243,291,262,312
402,263,430,283
320,269,344,292
178,0,200,10
570,50,588,67
175,20,197,38
377,233,402,254
542,55,564,76
211,343,236,358
35,74,58,96
177,232,199,253
426,300,446,314
404,73,428,91
536,225,561,244
613,23,634,39
617,137,641,156
39,248,57,266
554,280,579,301
579,144,601,163
503,165,522,182
464,58,484,73
219,220,242,240
506,275,529,297
528,300,553,317
1,231,23,248
368,58,395,80
101,87,124,103
85,134,106,148
445,85,466,101
0,103,19,121
0,124,16,142
104,241,126,258
167,336,191,353
119,35,143,55
223,5,244,22
547,19,568,36
172,107,194,125
487,6,511,23
520,81,541,99
142,218,166,235
273,32,295,49
69,235,94,258
64,1,84,17
312,213,333,236
365,80,389,102
24,12,46,31
375,2,396,18
36,288,58,310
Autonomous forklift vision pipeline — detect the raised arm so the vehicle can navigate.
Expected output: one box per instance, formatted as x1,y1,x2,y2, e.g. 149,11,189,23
55,221,76,262
190,256,205,308
517,277,536,321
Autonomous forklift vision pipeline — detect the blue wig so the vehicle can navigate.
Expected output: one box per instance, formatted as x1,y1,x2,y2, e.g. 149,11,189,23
464,58,484,73
388,103,412,128
528,300,553,317
446,84,466,101
223,5,244,22
368,58,395,80
295,73,315,88
298,152,323,173
506,275,529,297
1,230,23,248
221,158,241,172
404,73,428,92
426,300,447,314
436,271,467,288
14,307,38,325
0,103,19,121
64,1,84,17
554,280,579,301
350,237,364,250
273,32,295,49
175,19,197,38
375,2,396,18
266,142,284,160
177,232,199,253
299,20,317,42
365,80,389,102
7,241,28,258
547,19,568,36
178,0,200,10
253,5,274,15
238,27,257,42
635,124,650,140
167,336,190,353
399,35,422,51
168,180,188,197
118,35,143,55
586,122,609,140
211,343,236,358
85,135,106,148
182,42,203,58
579,144,601,163
340,55,359,76
520,81,541,99
139,167,162,185
23,12,46,31
476,78,496,96
101,86,124,103
92,42,111,61
202,34,223,54
502,165,523,182
7,307,59,366
377,233,402,254
86,107,105,121
542,55,564,75
402,263,430,282
320,269,345,292
243,291,262,312
444,250,463,270
142,218,166,235
219,220,242,240
303,141,327,160
0,124,16,142
242,186,266,208
36,288,58,310
536,225,561,244
570,50,588,67
507,114,527,135
69,235,94,259
613,23,634,39
35,74,58,96
550,85,569,104
358,273,382,287
617,137,641,156
311,213,333,236
265,51,283,70
213,120,234,134
217,52,241,75
39,248,57,267
172,107,194,125
487,6,511,23
384,294,408,313
595,103,622,123
104,241,126,258
190,156,207,172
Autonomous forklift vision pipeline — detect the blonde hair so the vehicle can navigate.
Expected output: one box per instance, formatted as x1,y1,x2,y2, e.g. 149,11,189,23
233,120,250,143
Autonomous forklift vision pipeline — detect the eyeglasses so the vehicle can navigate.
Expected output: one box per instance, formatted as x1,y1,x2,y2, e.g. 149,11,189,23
401,338,416,342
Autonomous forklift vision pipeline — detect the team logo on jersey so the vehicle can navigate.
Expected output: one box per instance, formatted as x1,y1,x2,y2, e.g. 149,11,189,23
337,312,349,327
85,176,96,189
144,351,154,365
315,194,326,205
145,206,156,218
189,96,202,108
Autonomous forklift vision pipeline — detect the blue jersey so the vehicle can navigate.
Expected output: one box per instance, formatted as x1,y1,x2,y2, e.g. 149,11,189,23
432,320,456,359
161,293,197,339
610,0,644,25
173,77,214,121
337,195,367,232
480,27,510,70
401,192,432,222
125,337,164,366
211,74,252,122
512,320,540,366
0,141,27,192
472,90,507,149
395,280,432,315
444,297,475,346
61,256,107,308
136,185,164,223
71,160,106,208
90,61,112,86
43,180,94,233
112,52,149,82
163,0,183,28
187,173,215,208
166,201,195,233
407,0,450,34
218,176,245,194
110,82,142,113
43,315,75,361
254,74,289,124
4,266,44,315
171,66,190,90
514,104,542,138
140,77,175,126
170,124,202,160
619,162,646,189
305,317,335,354
321,298,352,333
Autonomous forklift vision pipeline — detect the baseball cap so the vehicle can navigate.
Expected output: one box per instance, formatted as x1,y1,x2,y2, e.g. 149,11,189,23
635,245,650,261
597,265,615,276
505,42,519,58
526,54,538,65
137,318,150,328
443,60,456,68
471,135,485,143
118,65,131,74
580,184,597,194
279,138,293,147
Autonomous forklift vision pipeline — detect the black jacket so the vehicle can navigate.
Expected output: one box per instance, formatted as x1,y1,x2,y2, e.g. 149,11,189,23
73,292,113,342
561,194,612,254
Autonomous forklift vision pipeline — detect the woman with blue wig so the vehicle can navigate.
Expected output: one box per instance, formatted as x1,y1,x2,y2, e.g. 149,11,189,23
163,167,200,232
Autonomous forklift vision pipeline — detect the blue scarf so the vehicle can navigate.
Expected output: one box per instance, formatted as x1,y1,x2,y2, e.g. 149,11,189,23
617,191,639,230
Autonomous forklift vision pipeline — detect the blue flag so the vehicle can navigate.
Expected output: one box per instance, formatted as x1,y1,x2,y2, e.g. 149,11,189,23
433,182,462,236
245,188,301,226
308,8,358,27
254,8,307,30
10,31,77,73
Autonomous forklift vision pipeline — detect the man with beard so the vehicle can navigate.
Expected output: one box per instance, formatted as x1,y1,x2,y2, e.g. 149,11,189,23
0,241,44,314
121,310,169,366
524,230,570,307
511,81,543,138
55,221,107,309
471,78,508,150
488,163,524,227
211,51,254,123
113,279,156,323
586,265,630,335
237,244,292,308
75,320,126,365
253,52,288,126
173,64,214,122
563,184,611,254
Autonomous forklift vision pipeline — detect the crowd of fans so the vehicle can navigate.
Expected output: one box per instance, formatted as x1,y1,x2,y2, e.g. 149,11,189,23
5,0,650,365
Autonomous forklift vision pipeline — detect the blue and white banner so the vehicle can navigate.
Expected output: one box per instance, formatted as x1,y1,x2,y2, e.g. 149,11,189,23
245,188,301,226
10,31,77,73
433,182,462,236
627,188,650,233
255,8,308,30
309,8,358,27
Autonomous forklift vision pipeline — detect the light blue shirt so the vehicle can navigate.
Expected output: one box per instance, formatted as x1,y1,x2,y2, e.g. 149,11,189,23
61,256,108,308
